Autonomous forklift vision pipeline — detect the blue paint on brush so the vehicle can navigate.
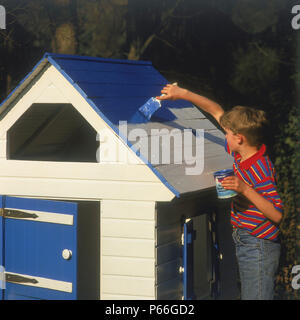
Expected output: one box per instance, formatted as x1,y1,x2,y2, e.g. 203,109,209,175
129,109,150,123
137,82,177,121
138,97,162,120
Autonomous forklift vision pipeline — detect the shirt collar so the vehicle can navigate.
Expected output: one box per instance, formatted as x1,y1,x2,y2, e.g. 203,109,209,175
238,144,266,170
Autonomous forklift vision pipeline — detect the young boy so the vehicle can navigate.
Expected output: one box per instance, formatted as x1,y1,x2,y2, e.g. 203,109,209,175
157,84,283,300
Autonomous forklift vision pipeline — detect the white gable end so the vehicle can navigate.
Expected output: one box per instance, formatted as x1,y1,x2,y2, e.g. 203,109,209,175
35,82,68,104
0,64,144,165
0,62,176,201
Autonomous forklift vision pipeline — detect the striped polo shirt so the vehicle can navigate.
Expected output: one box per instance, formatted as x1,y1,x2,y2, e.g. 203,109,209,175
225,140,283,241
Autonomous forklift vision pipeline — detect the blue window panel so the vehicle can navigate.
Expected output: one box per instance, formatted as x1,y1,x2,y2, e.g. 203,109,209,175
183,219,195,300
3,196,77,300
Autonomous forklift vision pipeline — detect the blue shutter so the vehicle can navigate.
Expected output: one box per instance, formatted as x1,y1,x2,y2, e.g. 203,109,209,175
182,219,195,300
1,196,78,300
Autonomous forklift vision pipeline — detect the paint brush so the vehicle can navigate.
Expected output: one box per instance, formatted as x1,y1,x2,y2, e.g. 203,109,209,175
138,83,177,121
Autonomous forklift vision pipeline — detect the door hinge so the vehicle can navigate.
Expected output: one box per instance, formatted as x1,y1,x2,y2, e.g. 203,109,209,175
6,273,38,284
0,209,38,219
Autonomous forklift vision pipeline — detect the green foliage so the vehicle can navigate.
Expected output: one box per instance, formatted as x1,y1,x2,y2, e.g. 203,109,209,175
77,0,127,58
274,104,300,299
230,43,279,96
230,0,285,34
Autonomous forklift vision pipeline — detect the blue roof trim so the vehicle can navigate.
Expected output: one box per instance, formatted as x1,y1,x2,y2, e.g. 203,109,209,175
46,53,180,198
0,56,47,111
43,52,152,66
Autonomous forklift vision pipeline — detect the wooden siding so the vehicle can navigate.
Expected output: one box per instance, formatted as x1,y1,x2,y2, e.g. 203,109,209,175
101,194,215,300
0,133,6,160
155,202,183,300
0,160,160,182
0,176,174,202
101,275,155,297
100,200,156,299
155,191,215,299
101,293,155,300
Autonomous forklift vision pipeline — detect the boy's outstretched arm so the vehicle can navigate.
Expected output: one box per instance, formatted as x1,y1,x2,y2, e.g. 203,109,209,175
157,84,224,124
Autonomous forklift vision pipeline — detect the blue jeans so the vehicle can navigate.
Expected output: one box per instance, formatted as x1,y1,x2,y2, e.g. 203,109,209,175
232,228,281,300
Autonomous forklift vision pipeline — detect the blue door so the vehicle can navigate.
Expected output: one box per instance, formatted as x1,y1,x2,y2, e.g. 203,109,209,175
0,196,77,300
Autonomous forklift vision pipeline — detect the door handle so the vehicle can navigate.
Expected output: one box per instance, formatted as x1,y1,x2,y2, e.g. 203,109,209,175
62,249,72,260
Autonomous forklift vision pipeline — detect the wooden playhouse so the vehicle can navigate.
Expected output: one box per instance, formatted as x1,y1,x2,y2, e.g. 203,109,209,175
0,53,235,300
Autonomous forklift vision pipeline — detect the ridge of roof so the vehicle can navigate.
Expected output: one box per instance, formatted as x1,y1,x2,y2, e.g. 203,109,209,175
43,52,153,66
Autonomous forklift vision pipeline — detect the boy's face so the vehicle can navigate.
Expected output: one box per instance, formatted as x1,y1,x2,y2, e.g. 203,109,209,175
224,128,242,152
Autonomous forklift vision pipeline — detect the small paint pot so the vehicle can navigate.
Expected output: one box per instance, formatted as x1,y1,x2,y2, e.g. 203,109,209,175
213,169,237,199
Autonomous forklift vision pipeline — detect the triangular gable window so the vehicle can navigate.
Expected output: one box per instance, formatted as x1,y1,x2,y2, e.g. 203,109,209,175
7,103,98,162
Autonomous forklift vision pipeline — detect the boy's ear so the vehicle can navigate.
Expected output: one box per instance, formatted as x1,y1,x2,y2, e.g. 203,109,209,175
236,133,244,145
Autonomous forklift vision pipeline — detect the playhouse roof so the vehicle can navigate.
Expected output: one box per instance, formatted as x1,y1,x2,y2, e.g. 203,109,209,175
0,53,233,198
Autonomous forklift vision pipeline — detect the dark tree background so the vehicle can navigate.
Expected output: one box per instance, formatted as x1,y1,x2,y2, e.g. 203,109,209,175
0,0,299,299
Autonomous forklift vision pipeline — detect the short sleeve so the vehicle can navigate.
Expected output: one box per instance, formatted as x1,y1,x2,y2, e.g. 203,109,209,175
255,176,284,214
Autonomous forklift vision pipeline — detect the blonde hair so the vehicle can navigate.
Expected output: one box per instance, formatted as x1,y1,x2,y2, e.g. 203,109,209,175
220,106,268,147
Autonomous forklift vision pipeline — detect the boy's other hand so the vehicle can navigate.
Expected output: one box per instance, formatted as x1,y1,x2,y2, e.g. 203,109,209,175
156,83,187,101
221,176,248,194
